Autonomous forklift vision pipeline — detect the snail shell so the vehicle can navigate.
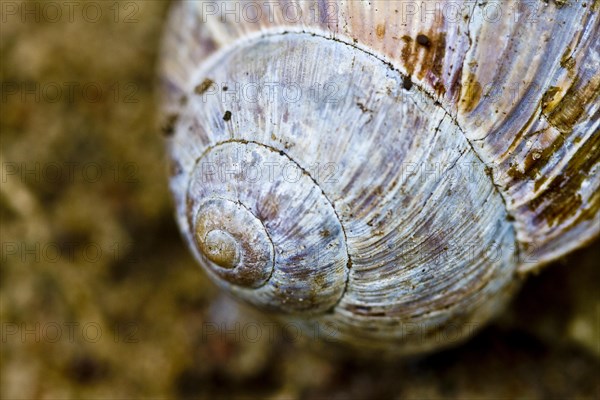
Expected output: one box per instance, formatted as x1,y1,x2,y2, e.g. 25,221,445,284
160,0,599,354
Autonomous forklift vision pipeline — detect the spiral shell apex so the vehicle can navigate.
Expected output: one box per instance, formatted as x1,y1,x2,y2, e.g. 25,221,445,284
186,140,349,314
160,0,599,354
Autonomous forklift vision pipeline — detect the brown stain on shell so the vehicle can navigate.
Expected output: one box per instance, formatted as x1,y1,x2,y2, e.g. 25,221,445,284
375,24,386,39
572,186,600,227
194,78,215,95
161,113,179,137
541,86,562,113
460,73,482,113
527,132,599,227
560,47,576,71
507,132,566,189
399,32,447,96
501,111,541,160
400,36,413,74
527,137,565,189
543,76,599,134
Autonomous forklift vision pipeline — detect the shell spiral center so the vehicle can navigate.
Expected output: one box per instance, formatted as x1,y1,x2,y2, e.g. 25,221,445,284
185,141,349,314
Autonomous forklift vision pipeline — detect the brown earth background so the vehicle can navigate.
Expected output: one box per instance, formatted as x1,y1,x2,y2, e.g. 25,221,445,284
1,1,599,399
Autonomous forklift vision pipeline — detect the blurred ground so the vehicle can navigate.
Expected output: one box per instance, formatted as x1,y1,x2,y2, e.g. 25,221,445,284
1,1,599,399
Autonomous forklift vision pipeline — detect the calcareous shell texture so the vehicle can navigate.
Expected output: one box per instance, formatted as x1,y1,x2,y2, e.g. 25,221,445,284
160,0,599,354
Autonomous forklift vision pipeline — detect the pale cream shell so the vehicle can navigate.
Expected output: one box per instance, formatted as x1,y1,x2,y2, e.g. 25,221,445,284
160,0,599,354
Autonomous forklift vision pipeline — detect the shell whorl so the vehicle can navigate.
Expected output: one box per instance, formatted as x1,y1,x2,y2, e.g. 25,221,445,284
161,0,599,353
186,140,349,314
192,197,274,286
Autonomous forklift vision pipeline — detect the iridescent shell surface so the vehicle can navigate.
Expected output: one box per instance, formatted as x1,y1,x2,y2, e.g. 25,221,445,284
160,0,599,354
